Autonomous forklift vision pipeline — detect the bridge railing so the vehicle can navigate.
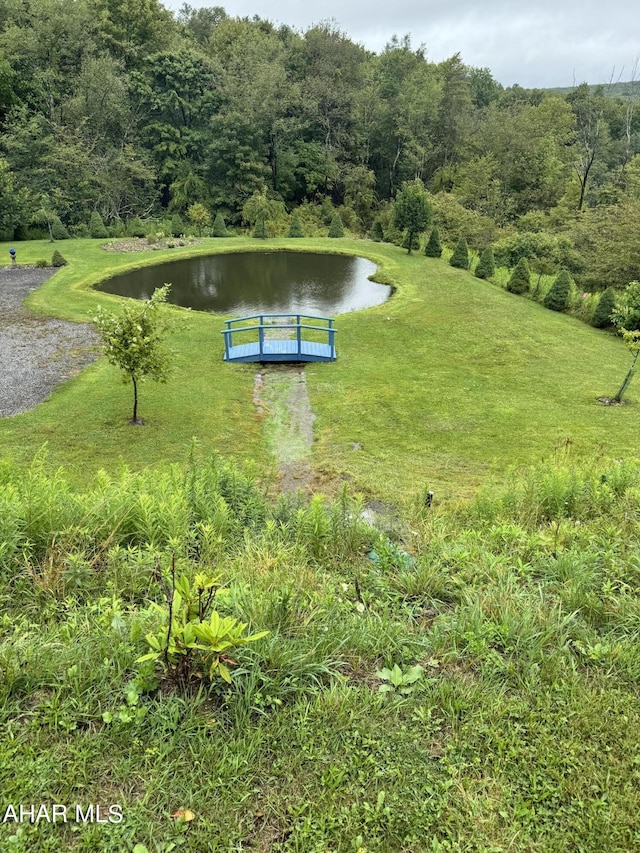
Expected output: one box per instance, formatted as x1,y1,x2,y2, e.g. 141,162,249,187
222,314,336,360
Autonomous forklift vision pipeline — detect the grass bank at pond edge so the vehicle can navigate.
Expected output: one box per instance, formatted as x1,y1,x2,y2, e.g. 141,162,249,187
0,236,636,500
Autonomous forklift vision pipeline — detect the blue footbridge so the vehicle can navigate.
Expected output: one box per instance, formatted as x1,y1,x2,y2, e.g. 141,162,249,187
222,314,337,363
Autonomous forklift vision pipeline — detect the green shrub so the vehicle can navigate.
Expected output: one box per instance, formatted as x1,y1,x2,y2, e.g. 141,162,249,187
51,216,69,240
369,220,384,242
34,258,49,268
591,287,617,328
424,227,442,258
287,212,304,238
544,269,571,311
507,257,531,294
89,211,108,239
51,250,67,267
212,212,228,237
612,281,640,331
253,214,267,239
127,217,146,238
475,247,495,279
328,214,344,238
449,236,469,269
108,221,126,238
401,230,420,251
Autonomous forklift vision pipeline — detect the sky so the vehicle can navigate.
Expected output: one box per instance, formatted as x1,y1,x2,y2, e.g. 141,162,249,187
164,0,638,89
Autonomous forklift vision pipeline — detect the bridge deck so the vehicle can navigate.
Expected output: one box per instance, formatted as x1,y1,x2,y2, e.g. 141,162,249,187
226,339,336,363
222,313,337,364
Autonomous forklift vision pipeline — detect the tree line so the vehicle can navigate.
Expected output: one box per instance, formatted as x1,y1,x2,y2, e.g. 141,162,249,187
1,0,639,290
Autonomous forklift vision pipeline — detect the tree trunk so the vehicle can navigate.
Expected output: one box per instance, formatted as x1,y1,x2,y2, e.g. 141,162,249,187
131,374,138,422
613,351,639,403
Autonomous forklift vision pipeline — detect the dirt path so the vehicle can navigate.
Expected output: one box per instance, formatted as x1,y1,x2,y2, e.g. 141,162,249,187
253,366,316,493
0,267,99,418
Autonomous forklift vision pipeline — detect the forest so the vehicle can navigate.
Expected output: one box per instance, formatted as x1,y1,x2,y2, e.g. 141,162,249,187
0,0,640,293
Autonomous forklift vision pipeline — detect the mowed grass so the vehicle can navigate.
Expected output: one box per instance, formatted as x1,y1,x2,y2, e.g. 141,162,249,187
0,237,636,499
308,248,639,500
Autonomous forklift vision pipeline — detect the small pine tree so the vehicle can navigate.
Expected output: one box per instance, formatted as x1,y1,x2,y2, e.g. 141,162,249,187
128,217,146,238
475,247,495,279
51,216,69,240
253,214,267,239
402,230,420,251
424,227,442,258
89,211,108,239
212,212,228,237
591,286,617,328
544,269,572,311
287,212,304,238
170,214,184,238
51,249,67,267
369,220,384,242
507,257,531,294
328,214,344,238
321,198,334,224
449,236,469,269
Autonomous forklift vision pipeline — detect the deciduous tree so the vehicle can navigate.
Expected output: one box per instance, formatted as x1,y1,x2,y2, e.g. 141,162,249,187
93,284,173,424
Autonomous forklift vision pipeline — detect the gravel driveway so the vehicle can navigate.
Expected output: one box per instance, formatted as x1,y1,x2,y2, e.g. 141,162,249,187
0,267,100,417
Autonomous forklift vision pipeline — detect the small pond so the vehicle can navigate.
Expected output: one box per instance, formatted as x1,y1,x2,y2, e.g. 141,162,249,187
97,251,390,315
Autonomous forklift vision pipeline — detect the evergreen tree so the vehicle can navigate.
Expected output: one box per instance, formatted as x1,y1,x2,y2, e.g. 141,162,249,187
170,214,184,237
369,220,384,242
288,212,304,237
51,249,67,267
475,247,495,279
544,269,571,311
507,257,531,294
328,214,344,238
253,213,267,239
50,217,69,240
213,212,228,237
321,198,334,224
393,179,432,254
449,236,469,269
591,286,617,328
424,227,442,258
89,211,108,239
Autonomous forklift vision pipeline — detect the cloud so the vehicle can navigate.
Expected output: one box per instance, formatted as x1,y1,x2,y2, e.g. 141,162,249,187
165,0,638,88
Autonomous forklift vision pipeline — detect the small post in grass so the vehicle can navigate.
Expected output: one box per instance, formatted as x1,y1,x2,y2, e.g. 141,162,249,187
9,248,16,267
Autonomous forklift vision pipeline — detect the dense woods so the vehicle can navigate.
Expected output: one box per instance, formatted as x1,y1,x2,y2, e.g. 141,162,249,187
1,0,640,290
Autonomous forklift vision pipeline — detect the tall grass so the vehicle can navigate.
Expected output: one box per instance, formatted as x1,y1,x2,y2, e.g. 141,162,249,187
2,451,640,849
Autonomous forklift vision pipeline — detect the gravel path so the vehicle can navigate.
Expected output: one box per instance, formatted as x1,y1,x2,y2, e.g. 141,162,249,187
0,267,99,418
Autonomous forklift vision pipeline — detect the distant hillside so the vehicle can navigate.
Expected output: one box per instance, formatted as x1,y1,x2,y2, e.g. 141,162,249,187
547,80,640,98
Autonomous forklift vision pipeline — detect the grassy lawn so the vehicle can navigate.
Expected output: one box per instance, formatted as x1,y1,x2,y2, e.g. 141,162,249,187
2,240,640,850
0,236,637,500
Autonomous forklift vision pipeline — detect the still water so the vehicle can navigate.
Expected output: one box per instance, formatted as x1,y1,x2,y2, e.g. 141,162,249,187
97,251,390,315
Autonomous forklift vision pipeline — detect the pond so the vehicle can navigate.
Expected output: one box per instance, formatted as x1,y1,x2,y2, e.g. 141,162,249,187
97,251,390,315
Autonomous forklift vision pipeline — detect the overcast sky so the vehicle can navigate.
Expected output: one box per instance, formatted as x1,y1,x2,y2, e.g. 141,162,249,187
164,0,638,89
